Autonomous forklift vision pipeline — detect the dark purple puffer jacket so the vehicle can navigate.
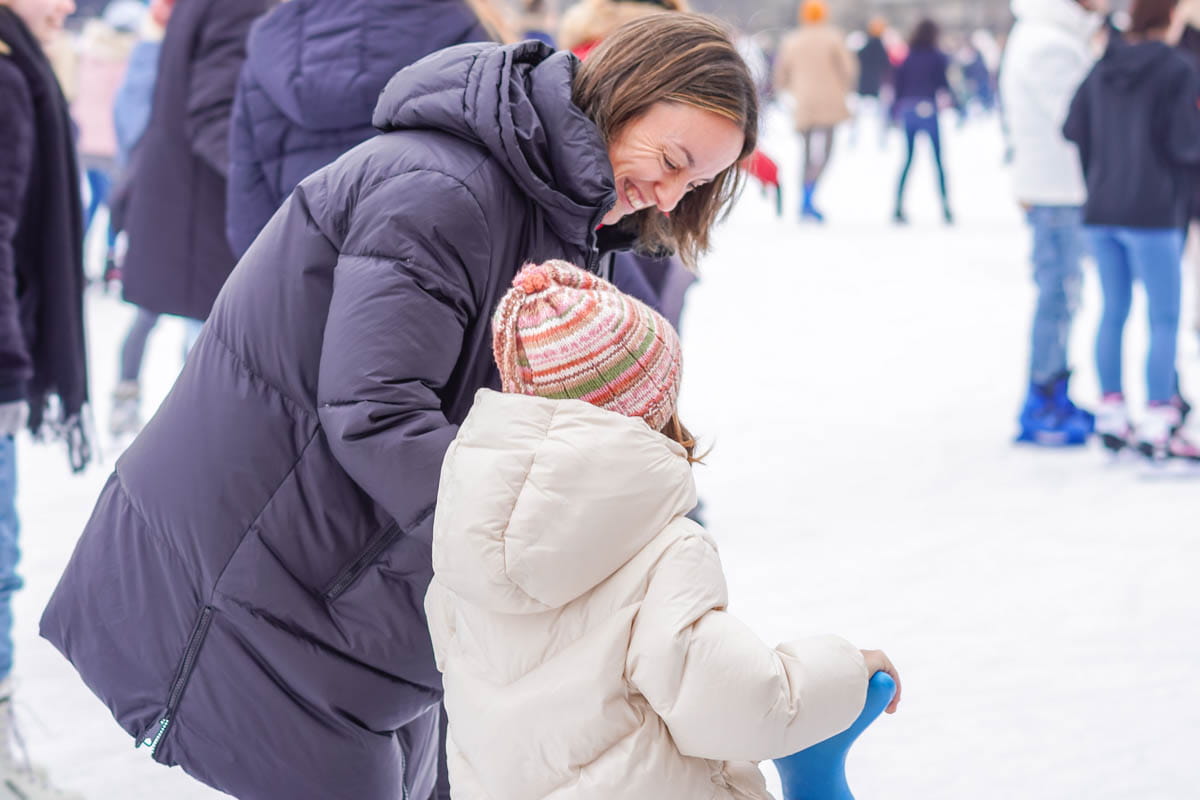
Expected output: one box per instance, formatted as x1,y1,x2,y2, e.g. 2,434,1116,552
41,41,614,800
226,0,490,258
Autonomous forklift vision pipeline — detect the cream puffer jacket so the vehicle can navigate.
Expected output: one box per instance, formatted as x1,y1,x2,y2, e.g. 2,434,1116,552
426,390,869,800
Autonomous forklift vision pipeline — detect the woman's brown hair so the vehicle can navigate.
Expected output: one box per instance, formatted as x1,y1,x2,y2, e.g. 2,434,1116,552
1129,0,1178,35
572,13,759,268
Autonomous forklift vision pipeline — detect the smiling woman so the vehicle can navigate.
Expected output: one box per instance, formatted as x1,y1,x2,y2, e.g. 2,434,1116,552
574,12,759,266
41,13,758,800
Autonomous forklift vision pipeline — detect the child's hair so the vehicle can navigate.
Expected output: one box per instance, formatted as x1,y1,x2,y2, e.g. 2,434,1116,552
662,413,707,464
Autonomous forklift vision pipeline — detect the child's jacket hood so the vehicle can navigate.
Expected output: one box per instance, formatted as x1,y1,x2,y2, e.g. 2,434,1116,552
432,389,697,613
428,391,868,800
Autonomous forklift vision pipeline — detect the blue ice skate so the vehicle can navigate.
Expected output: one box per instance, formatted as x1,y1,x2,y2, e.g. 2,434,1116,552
800,182,825,223
1015,371,1093,447
773,671,895,800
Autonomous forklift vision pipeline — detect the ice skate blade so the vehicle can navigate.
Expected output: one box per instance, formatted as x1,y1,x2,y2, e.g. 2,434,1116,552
1015,429,1090,447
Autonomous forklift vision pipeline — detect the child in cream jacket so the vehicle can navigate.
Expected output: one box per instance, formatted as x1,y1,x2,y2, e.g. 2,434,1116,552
426,261,900,799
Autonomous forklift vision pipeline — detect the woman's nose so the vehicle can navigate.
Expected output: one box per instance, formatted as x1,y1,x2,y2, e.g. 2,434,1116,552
655,176,689,214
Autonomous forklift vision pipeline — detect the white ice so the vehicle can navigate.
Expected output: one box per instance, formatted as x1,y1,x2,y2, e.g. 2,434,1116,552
9,105,1199,799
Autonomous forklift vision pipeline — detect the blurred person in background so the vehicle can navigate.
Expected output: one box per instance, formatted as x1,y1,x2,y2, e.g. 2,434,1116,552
0,0,90,794
853,16,891,147
958,30,1000,115
1064,0,1200,464
111,0,167,163
558,0,684,58
891,18,955,225
1171,0,1200,348
115,0,271,387
773,0,856,223
1002,0,1105,447
225,0,496,260
106,0,172,438
71,0,137,283
518,0,555,45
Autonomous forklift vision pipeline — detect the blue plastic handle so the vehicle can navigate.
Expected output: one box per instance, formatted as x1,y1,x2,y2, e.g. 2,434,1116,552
772,671,896,800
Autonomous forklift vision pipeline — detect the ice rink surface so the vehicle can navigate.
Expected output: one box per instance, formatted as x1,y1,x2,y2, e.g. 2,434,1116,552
10,107,1199,798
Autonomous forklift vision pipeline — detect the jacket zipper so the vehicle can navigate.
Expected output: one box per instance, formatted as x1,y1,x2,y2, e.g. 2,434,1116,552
324,522,404,601
136,606,214,756
400,742,410,800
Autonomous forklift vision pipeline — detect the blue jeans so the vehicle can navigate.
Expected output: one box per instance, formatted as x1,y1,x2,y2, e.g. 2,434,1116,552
0,437,21,682
1027,206,1084,385
895,104,948,211
85,167,116,250
1086,226,1185,404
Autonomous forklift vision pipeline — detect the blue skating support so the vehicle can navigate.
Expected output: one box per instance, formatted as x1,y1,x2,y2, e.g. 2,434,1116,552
773,671,896,800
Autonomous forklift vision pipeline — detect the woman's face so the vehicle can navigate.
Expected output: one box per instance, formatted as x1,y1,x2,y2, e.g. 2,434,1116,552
602,102,745,227
5,0,74,43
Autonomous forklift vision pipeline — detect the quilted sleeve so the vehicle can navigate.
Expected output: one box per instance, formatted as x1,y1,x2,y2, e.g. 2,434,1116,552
627,533,868,762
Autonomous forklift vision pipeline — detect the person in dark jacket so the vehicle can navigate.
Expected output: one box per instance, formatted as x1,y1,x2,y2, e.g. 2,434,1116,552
41,14,757,800
1064,0,1200,463
0,0,89,796
107,0,172,439
118,0,270,324
891,18,956,224
857,18,891,98
851,17,891,147
225,0,492,258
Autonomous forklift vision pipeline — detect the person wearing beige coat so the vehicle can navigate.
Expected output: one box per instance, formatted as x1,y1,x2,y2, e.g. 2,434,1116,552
773,0,857,222
426,393,876,799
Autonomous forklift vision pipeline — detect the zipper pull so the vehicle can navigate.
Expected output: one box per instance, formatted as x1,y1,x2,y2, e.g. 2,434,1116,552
136,717,170,752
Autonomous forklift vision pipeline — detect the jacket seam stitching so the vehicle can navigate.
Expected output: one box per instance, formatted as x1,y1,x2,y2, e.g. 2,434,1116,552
352,166,492,246
205,326,313,417
342,166,493,306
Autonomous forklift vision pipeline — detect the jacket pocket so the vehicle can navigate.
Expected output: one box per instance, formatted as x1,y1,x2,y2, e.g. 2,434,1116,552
136,605,215,764
322,521,405,601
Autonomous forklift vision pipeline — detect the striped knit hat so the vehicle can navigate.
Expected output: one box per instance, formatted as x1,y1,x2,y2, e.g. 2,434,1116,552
492,261,682,431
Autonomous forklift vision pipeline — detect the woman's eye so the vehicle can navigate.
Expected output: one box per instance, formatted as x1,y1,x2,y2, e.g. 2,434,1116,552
664,156,677,170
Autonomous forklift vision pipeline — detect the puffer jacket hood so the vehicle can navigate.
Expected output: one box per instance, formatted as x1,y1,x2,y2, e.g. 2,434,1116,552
1099,38,1176,90
248,0,484,132
374,41,614,248
1000,0,1098,204
427,390,869,800
432,390,696,613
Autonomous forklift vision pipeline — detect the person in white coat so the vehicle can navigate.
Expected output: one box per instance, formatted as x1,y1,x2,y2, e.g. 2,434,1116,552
1002,0,1106,446
426,261,901,799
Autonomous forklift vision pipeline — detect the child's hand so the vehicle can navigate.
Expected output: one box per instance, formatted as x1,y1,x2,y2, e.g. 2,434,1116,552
860,649,902,714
